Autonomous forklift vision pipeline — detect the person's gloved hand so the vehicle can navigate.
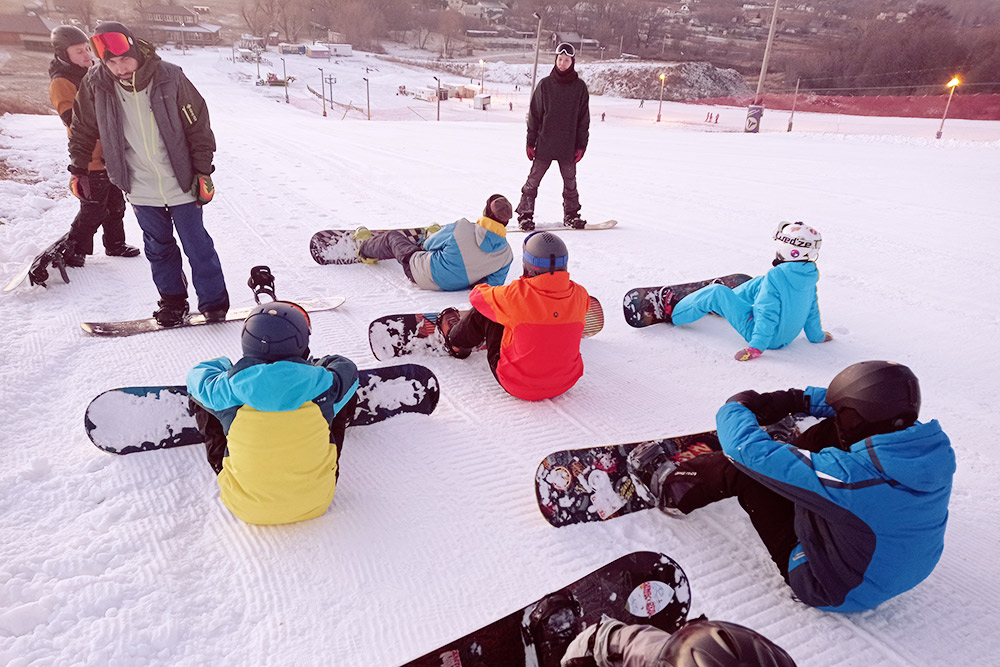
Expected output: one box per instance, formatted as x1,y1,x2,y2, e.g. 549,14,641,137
526,145,536,160
68,165,92,201
727,389,807,425
822,331,833,342
734,347,762,362
574,148,584,163
192,173,215,205
560,623,598,666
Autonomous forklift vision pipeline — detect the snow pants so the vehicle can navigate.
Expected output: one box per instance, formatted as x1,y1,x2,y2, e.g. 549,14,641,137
447,307,505,385
67,170,127,254
132,202,229,312
516,158,581,219
671,283,754,343
358,231,420,282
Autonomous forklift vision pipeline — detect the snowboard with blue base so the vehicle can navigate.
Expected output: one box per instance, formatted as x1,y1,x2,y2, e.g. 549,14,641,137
85,364,439,455
401,551,689,667
622,273,752,328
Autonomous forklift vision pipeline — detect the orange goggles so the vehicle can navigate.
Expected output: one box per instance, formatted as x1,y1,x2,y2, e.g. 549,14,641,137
91,32,132,59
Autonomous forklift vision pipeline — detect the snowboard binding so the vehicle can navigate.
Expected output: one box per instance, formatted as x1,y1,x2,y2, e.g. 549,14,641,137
525,590,584,667
248,265,276,303
626,441,678,508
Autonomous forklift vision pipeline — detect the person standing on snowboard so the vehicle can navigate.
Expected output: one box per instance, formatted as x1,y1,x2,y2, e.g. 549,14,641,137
628,361,955,613
436,231,590,401
516,43,590,231
187,301,359,525
666,222,833,361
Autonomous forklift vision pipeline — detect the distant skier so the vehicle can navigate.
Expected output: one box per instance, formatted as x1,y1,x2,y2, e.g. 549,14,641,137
48,25,140,267
187,301,360,526
437,231,590,401
516,42,590,231
628,361,955,612
666,222,832,361
353,194,514,291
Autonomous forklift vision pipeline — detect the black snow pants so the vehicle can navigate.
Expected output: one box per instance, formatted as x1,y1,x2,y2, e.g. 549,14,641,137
447,308,506,383
67,170,127,254
516,158,580,219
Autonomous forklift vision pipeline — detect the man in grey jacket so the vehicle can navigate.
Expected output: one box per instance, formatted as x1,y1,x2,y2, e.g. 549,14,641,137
69,22,228,326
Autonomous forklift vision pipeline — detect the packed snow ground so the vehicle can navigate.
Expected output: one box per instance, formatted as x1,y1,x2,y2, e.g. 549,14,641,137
1,47,999,666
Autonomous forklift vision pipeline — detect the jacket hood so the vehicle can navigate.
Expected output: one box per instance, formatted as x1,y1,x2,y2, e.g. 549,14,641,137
475,216,509,253
49,56,87,84
96,39,160,92
524,269,575,295
771,259,819,292
227,357,333,412
858,420,954,493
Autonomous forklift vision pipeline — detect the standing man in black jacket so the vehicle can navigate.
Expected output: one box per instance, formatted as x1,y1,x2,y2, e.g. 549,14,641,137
516,42,590,231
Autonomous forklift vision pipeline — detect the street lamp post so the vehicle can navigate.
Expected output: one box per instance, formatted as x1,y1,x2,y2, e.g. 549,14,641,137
746,0,780,132
433,76,441,121
936,77,960,139
318,67,326,117
325,75,336,104
281,57,289,104
479,59,485,91
656,72,666,122
530,12,542,98
363,77,370,120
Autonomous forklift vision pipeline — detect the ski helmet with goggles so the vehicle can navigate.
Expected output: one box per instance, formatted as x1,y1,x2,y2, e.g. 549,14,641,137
825,360,921,430
523,231,568,277
241,301,312,361
659,619,798,667
91,22,138,61
773,221,821,262
51,25,89,61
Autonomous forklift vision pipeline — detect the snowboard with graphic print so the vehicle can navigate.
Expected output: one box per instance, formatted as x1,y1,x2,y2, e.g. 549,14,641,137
622,273,752,328
309,227,433,265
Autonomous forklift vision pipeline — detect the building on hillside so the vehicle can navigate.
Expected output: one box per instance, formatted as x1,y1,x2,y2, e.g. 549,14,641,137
0,13,58,50
305,43,329,58
549,32,600,52
135,4,221,46
279,43,306,55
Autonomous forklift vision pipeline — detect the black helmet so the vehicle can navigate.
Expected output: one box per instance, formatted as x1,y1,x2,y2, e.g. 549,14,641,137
241,301,311,361
51,25,89,60
484,194,512,225
826,361,920,430
661,619,797,667
523,231,568,277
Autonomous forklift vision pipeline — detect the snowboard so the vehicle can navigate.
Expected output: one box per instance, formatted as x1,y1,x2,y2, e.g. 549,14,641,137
535,414,816,528
623,273,752,328
309,227,431,265
85,363,439,454
511,219,618,232
80,295,346,337
3,233,72,292
401,551,690,667
368,296,605,361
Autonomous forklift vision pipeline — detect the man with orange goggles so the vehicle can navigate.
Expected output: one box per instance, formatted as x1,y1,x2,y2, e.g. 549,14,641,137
68,21,229,327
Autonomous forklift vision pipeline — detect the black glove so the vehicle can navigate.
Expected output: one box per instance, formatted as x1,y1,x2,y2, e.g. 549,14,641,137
726,389,807,425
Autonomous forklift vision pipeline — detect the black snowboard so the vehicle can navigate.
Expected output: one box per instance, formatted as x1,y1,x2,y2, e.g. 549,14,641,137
401,551,689,667
85,364,440,454
536,415,816,528
368,297,604,361
622,273,752,328
3,232,72,292
309,227,431,265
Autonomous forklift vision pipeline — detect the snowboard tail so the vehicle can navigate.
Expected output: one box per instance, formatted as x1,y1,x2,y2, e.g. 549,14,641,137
309,227,430,265
85,364,439,454
623,273,752,328
402,551,689,667
368,297,604,361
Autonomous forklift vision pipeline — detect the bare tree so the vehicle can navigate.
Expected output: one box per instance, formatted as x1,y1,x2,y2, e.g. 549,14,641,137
439,9,465,58
239,0,278,38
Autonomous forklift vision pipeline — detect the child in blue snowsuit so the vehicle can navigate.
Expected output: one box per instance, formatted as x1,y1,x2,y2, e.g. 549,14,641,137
669,222,832,361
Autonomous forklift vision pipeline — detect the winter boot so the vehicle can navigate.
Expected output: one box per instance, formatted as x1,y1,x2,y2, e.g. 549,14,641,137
153,296,189,327
201,306,230,323
436,307,473,359
563,214,587,230
626,441,682,514
527,591,584,667
352,226,378,264
105,243,141,258
518,214,535,232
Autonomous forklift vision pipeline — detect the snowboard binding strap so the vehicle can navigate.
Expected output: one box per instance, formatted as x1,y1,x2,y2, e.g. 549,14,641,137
248,265,276,303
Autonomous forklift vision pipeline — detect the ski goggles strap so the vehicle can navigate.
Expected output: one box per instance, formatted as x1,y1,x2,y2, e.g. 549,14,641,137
555,42,575,57
91,32,133,59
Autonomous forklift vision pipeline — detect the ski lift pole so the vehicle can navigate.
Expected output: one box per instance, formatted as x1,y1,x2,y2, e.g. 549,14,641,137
787,78,800,132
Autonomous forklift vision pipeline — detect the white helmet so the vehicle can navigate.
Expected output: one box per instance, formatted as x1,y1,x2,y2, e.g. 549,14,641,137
774,221,821,262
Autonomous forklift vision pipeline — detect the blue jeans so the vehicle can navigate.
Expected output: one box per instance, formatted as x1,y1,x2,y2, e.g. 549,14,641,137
671,283,754,342
133,202,229,312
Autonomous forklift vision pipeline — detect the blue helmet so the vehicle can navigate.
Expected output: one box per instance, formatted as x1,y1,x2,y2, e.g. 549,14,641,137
523,231,568,277
241,301,311,361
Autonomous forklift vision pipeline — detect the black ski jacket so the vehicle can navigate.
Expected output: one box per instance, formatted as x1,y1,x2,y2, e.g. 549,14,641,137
527,67,590,161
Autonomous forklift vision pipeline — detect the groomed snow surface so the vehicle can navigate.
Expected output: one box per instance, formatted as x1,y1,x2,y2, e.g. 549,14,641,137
1,48,999,666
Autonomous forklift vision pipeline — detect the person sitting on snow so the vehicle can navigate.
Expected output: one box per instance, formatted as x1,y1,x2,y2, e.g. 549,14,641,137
187,301,359,526
353,194,514,292
666,221,832,361
627,361,955,613
436,231,590,401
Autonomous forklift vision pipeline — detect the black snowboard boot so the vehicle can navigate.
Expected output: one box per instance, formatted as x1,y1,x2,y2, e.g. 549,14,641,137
527,590,583,667
436,307,473,359
627,441,681,513
563,214,587,230
153,296,189,327
105,243,141,258
518,214,535,232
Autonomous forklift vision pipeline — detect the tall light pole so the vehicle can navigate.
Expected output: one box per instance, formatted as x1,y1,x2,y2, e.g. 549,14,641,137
530,12,542,99
479,58,485,91
363,77,370,120
433,75,441,121
325,75,336,104
318,67,326,117
936,76,960,139
656,72,666,122
281,57,288,104
746,0,780,132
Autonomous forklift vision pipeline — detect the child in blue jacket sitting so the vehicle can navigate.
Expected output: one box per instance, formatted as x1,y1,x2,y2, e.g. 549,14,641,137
668,221,832,361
